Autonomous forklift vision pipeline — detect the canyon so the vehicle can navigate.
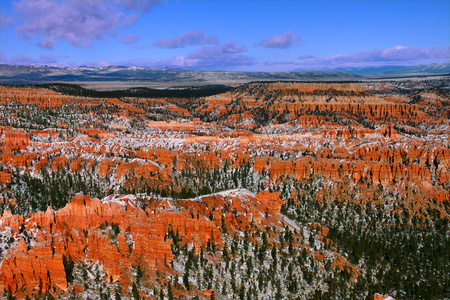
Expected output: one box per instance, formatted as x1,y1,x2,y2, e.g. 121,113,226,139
0,79,449,299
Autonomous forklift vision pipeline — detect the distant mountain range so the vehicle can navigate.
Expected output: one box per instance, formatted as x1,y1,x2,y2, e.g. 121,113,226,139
0,64,362,85
329,63,450,76
0,63,448,88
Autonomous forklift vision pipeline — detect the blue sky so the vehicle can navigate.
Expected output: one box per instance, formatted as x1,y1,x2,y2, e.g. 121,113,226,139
0,0,448,71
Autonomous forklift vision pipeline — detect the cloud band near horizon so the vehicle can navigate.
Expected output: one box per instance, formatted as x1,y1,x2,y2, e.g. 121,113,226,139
296,45,450,69
1,44,448,71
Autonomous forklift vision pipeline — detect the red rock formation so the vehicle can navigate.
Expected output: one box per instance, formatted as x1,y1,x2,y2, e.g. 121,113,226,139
51,156,68,171
0,189,291,297
135,162,160,179
376,124,398,139
374,294,395,300
5,153,36,168
115,161,140,180
78,128,112,139
0,239,68,295
203,288,214,297
57,121,68,128
0,171,11,185
34,157,48,173
168,104,192,117
4,130,30,150
256,191,282,213
70,157,84,173
31,129,60,140
0,195,173,296
98,159,116,177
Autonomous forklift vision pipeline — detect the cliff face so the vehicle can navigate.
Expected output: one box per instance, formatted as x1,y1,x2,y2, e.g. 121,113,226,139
0,172,11,185
254,153,438,186
0,87,71,109
199,82,450,133
0,190,287,296
0,195,171,295
4,130,30,150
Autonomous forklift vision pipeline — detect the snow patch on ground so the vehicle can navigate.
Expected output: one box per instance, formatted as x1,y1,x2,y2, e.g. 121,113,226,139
101,194,137,208
0,227,20,262
282,215,301,231
207,188,256,199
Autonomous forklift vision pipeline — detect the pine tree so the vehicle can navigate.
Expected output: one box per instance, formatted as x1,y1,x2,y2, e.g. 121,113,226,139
183,270,190,290
114,284,122,300
309,233,315,248
168,281,174,300
131,282,140,300
239,283,246,300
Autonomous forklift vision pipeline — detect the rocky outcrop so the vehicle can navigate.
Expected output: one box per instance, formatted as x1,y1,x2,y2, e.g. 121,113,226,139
78,128,112,139
1,152,36,168
4,130,30,150
0,195,172,296
70,157,84,173
34,157,48,173
168,104,192,117
252,148,445,188
31,129,60,140
376,124,398,139
0,171,11,185
98,159,116,177
115,161,140,180
0,190,284,297
0,239,68,295
256,191,282,213
51,156,68,171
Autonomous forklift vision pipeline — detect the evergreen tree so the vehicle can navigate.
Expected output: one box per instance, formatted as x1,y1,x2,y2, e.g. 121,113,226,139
131,282,140,300
183,270,190,290
168,281,174,300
